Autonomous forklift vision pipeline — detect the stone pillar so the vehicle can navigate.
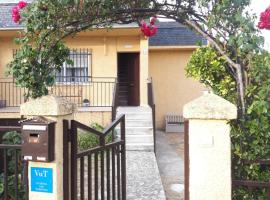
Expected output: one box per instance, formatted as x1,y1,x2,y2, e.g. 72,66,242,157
20,95,75,200
183,92,237,200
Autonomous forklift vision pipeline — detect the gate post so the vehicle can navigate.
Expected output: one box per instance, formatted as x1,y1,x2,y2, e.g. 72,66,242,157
183,92,237,200
20,95,75,200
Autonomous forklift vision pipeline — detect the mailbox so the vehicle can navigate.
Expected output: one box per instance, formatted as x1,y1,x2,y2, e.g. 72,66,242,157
21,117,55,162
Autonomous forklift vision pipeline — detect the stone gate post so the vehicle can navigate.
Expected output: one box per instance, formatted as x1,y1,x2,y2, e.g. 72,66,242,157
20,95,75,200
183,92,237,200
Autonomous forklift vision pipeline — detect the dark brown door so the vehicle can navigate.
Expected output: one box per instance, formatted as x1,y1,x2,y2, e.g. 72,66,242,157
117,53,140,106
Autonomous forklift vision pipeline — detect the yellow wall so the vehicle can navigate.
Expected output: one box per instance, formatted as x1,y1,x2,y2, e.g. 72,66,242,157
0,29,149,106
0,37,18,77
0,29,205,130
149,49,205,129
74,111,112,127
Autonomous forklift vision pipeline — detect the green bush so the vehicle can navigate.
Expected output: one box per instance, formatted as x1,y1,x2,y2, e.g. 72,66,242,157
77,123,113,151
186,47,270,199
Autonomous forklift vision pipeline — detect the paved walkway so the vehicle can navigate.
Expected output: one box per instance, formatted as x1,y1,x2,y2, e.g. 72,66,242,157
156,131,184,200
126,151,166,200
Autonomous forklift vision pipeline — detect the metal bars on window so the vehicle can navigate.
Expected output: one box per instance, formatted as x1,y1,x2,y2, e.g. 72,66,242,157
57,48,91,83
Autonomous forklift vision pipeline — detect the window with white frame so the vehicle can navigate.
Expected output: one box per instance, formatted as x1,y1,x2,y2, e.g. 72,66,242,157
56,49,91,82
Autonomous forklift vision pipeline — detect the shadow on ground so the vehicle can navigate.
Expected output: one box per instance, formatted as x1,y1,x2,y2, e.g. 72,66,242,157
156,130,184,200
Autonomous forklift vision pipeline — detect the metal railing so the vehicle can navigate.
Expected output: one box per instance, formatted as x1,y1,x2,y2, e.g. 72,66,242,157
0,120,28,200
232,159,270,199
112,81,119,121
0,78,27,108
148,77,156,154
0,76,116,108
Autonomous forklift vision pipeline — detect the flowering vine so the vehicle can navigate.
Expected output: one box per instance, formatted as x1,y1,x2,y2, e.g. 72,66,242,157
258,6,270,30
140,17,158,37
12,1,27,23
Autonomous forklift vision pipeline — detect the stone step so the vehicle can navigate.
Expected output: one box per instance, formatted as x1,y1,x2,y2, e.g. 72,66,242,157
125,119,153,127
115,127,153,135
117,113,152,120
126,135,154,144
126,143,154,151
117,106,152,113
126,127,153,134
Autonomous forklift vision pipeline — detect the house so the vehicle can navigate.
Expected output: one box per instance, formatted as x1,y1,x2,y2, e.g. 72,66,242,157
0,3,205,140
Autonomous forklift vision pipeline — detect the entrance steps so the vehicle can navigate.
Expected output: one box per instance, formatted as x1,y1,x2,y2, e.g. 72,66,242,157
116,106,154,151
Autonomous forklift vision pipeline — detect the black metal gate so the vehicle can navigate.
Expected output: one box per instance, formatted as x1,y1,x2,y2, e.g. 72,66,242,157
0,118,28,200
63,114,126,200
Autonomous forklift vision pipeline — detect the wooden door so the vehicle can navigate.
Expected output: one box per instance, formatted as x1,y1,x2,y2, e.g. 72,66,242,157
117,53,140,106
127,53,140,106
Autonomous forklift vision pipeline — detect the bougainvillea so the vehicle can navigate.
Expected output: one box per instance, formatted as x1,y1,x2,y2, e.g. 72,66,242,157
140,17,158,37
258,6,270,30
12,1,27,23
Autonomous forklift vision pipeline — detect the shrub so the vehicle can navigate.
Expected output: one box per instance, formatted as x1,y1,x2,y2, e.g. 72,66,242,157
186,46,270,199
77,123,113,151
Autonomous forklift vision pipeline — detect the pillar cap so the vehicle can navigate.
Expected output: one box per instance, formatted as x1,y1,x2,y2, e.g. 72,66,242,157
20,95,76,116
183,92,237,120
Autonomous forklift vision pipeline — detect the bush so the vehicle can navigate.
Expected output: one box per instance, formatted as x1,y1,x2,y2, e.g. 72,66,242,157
186,47,270,199
77,123,113,151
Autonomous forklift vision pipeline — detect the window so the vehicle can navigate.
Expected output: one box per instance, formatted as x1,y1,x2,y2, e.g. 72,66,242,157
56,49,91,83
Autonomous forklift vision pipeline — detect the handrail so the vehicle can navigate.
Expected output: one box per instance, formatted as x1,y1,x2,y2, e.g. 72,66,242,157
148,77,155,106
112,80,119,121
148,77,156,154
103,114,125,135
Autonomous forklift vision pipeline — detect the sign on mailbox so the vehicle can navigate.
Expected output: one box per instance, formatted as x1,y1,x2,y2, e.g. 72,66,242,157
31,167,53,193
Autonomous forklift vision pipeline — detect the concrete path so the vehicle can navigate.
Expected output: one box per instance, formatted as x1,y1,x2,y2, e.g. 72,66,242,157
126,151,166,200
156,131,184,200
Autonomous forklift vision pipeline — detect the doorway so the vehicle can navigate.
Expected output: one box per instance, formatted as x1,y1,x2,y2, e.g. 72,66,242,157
117,53,140,106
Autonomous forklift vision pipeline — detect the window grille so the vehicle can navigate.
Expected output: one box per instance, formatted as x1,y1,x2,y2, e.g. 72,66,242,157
13,48,91,83
56,48,91,83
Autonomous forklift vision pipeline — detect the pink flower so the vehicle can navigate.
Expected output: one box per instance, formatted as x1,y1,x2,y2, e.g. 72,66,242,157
150,17,156,25
12,6,21,23
258,6,270,30
18,1,27,9
12,13,21,23
140,18,158,37
12,6,19,15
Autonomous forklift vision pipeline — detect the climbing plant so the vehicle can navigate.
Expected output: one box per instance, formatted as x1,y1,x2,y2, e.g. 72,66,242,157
8,0,264,118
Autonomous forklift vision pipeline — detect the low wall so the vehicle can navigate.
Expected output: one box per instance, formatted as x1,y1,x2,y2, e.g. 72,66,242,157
0,107,112,127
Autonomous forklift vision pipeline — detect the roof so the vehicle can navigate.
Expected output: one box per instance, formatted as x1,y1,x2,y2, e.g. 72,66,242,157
0,3,206,46
149,22,207,46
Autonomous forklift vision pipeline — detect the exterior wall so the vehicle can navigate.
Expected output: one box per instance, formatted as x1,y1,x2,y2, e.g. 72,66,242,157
0,110,21,118
0,37,17,77
0,29,149,107
149,49,205,129
74,111,112,127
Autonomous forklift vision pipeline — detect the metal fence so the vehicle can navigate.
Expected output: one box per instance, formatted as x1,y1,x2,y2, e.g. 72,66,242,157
0,119,28,200
65,114,126,200
232,159,270,199
0,78,27,108
0,77,116,108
